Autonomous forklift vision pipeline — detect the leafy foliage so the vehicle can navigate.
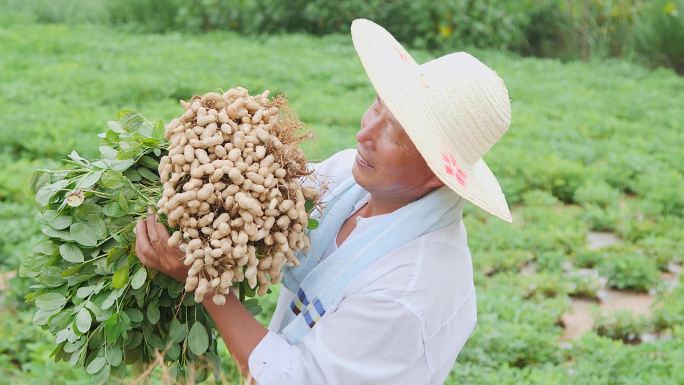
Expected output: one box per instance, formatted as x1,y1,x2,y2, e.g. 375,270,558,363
21,111,221,384
597,247,660,292
594,310,650,344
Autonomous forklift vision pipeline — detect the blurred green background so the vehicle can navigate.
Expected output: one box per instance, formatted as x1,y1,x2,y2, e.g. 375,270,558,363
1,1,683,384
2,0,683,72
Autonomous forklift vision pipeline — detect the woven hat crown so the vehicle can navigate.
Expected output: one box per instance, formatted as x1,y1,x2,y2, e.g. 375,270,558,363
419,52,511,164
351,18,514,222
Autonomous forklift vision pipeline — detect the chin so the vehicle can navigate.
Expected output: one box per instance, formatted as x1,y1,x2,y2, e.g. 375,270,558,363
351,163,371,190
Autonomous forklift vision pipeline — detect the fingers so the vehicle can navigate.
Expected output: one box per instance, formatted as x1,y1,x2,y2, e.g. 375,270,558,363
154,221,170,243
148,209,172,249
135,219,156,268
135,219,150,248
145,208,160,246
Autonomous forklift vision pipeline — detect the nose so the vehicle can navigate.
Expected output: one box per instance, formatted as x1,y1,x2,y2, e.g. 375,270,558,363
356,110,381,149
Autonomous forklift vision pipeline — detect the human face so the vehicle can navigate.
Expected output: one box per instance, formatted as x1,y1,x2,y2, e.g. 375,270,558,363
353,96,443,201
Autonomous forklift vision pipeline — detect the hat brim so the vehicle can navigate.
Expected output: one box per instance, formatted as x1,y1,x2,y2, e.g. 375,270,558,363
351,19,512,223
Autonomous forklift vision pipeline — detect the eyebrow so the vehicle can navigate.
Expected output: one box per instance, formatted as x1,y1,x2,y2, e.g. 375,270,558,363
376,98,410,146
377,97,400,129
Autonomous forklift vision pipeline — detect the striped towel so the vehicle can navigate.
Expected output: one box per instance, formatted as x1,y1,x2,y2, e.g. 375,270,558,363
279,175,464,344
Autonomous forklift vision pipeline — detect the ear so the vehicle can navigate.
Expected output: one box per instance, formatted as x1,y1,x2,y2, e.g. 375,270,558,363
425,174,444,189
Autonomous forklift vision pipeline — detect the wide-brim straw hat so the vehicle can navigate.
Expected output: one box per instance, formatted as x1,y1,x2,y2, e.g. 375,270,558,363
351,19,513,223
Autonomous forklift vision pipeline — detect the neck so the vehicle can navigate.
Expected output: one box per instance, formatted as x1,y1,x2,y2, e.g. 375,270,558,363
361,187,440,217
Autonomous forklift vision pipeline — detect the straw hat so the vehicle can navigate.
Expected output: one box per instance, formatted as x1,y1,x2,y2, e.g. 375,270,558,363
350,19,513,223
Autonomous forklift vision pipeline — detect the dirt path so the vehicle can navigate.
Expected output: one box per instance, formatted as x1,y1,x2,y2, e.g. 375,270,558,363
0,270,16,291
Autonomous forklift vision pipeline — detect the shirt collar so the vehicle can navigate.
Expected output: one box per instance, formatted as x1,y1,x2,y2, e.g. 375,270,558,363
351,193,392,227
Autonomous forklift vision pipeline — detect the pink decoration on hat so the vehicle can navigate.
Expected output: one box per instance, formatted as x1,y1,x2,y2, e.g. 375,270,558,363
393,45,409,62
441,152,467,187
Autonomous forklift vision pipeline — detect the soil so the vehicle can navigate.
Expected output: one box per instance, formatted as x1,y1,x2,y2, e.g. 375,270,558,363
0,270,16,291
586,231,622,250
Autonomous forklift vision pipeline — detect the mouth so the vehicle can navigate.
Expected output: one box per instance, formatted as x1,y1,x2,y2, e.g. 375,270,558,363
356,151,373,168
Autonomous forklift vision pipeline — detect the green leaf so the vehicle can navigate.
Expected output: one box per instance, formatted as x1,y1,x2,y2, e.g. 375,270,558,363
60,263,84,277
112,266,129,289
137,167,158,182
59,243,85,263
168,319,187,344
99,146,118,160
50,310,72,331
70,223,98,247
146,302,160,324
152,120,165,141
124,308,144,323
188,322,209,355
93,364,111,385
130,267,147,290
30,170,51,194
118,110,146,132
86,357,106,374
42,226,73,241
100,170,125,189
108,159,135,171
123,168,142,182
107,120,125,133
166,342,181,360
142,324,165,349
76,308,92,333
38,209,59,222
55,326,77,344
106,247,127,266
307,218,319,230
85,214,107,240
103,127,119,141
77,170,104,189
247,304,263,317
38,266,67,287
74,203,103,221
117,193,129,212
35,293,67,311
68,150,89,166
104,313,123,342
76,286,94,298
117,143,140,160
243,281,256,297
102,201,126,218
33,239,58,255
106,345,123,367
33,307,60,326
35,179,69,206
50,215,73,230
63,338,86,353
243,298,262,317
304,199,314,213
138,155,159,170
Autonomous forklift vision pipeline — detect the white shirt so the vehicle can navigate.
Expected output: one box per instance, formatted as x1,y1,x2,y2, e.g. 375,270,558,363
248,149,477,385
319,191,371,261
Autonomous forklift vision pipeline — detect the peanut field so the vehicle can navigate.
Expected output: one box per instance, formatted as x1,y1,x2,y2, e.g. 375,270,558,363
1,13,683,385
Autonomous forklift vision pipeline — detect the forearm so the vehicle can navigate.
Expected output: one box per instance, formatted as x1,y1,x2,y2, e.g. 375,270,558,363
202,288,269,377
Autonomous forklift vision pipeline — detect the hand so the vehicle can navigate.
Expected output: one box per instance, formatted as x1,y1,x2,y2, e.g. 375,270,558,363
135,208,188,282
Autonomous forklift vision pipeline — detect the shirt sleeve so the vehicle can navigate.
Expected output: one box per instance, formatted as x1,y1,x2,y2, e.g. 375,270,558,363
248,290,428,385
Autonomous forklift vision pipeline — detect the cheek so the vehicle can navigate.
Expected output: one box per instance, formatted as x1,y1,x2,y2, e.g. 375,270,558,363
385,147,430,180
376,145,407,176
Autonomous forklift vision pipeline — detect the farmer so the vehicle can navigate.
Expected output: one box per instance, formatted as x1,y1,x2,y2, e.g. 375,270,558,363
135,19,512,384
